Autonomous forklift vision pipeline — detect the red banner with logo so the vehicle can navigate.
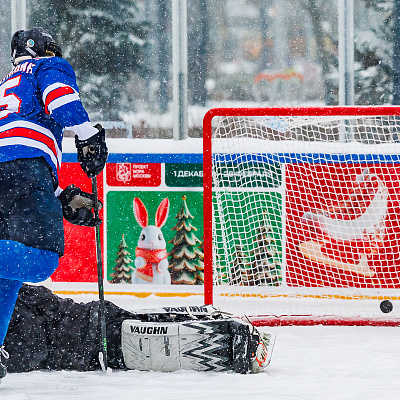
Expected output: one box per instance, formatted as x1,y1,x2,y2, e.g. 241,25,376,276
106,163,161,187
51,163,104,282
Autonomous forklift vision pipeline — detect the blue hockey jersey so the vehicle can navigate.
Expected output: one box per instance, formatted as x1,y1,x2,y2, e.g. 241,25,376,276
0,56,97,178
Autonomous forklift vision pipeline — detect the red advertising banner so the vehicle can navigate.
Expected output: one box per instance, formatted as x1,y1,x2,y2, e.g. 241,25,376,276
106,163,161,187
51,163,104,282
285,163,400,289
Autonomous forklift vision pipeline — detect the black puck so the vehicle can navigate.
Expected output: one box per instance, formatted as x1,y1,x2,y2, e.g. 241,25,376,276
380,300,393,313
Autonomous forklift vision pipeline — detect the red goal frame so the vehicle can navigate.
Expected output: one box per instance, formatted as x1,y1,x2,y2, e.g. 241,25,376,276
203,106,400,326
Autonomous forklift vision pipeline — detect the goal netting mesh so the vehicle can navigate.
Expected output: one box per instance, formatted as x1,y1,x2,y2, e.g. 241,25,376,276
204,109,400,324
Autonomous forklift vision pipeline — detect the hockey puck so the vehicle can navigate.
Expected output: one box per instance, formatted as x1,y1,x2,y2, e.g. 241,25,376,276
380,300,393,313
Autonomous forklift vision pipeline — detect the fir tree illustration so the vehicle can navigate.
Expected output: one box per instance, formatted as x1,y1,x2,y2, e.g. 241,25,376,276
197,237,205,284
168,195,204,284
249,216,282,286
231,244,254,286
214,247,227,285
110,234,135,283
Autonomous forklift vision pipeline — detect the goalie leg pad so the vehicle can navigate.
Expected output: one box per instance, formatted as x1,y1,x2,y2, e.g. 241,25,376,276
177,320,233,372
121,321,180,372
121,320,233,372
121,317,275,373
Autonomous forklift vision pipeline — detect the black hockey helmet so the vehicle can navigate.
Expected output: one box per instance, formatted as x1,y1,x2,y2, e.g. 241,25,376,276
11,27,62,66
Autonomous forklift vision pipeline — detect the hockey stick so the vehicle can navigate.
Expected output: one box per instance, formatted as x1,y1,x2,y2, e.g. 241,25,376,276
92,176,108,372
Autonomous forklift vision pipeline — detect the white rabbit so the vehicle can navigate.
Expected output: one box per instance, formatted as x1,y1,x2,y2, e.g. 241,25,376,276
131,197,171,285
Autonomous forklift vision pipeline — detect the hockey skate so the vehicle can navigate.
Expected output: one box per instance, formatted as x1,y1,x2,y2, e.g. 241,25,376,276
0,346,9,382
299,168,388,277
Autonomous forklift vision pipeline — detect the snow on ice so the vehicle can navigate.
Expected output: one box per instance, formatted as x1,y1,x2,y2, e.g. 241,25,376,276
1,293,400,400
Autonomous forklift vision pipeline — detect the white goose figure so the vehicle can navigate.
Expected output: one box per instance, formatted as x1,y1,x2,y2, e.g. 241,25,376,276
299,169,388,277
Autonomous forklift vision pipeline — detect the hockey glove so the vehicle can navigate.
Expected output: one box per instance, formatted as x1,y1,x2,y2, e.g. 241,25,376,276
58,184,102,227
75,124,108,178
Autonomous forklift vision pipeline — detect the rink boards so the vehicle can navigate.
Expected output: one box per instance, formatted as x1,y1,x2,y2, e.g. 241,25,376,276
52,137,204,297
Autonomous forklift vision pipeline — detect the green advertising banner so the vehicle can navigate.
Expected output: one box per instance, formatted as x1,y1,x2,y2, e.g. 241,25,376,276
107,190,204,286
165,163,203,187
213,191,283,286
214,162,282,188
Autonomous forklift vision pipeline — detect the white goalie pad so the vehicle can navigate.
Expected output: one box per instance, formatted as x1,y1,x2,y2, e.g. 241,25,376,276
121,319,230,372
121,317,276,373
122,321,181,372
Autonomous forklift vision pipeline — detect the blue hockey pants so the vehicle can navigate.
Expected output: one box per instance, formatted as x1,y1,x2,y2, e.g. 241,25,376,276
0,158,64,345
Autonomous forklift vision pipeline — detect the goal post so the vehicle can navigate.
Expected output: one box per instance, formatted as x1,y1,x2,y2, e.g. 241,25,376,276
203,106,400,326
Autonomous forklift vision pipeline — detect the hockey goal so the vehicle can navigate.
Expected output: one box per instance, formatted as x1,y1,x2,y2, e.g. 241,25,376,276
203,106,400,326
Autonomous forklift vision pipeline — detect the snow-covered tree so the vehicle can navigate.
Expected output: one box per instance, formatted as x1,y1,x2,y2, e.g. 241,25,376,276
353,0,393,104
297,0,338,104
29,0,150,119
296,0,394,105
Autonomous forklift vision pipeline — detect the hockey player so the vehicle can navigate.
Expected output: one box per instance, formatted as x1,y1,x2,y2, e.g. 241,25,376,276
0,27,108,381
3,284,274,374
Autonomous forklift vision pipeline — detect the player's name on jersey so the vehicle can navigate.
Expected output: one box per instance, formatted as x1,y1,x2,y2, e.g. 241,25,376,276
0,61,34,85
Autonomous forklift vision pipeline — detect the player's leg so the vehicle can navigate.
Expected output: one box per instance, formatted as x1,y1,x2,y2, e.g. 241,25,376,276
4,284,137,372
0,247,58,381
0,278,22,344
0,278,22,380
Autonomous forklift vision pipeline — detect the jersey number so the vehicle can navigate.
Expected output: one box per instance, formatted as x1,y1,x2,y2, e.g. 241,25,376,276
0,76,22,119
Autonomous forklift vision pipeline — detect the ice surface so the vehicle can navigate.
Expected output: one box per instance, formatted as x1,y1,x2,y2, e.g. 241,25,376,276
1,292,400,399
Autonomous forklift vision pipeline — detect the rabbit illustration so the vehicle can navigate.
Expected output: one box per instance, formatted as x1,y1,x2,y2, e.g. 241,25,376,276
131,197,171,285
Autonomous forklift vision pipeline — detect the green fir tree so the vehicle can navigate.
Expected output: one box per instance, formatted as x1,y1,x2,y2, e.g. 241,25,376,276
229,245,254,286
168,196,204,285
215,249,228,285
248,220,282,286
110,234,135,283
196,238,205,284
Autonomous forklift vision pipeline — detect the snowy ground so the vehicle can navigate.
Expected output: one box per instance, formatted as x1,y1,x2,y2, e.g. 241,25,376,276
1,293,400,400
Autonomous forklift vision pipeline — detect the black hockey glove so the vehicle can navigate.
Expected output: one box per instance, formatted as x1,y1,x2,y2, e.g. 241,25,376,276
75,124,108,178
58,184,102,227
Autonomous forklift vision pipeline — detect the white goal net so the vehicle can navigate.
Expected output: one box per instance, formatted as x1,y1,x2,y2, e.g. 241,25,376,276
203,107,400,325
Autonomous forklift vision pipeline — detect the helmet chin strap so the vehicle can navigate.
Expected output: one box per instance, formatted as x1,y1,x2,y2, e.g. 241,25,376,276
25,47,37,58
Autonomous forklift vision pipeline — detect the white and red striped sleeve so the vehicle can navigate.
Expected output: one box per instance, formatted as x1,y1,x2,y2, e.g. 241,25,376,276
42,82,81,115
38,58,99,141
